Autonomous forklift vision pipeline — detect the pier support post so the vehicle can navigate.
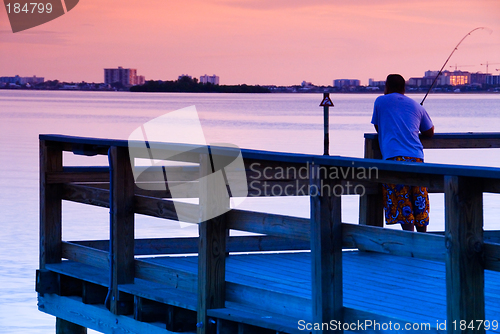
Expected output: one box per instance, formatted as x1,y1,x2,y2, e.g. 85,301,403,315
40,140,63,269
56,318,87,334
359,137,383,227
110,146,135,315
444,176,485,334
197,153,229,334
310,164,343,333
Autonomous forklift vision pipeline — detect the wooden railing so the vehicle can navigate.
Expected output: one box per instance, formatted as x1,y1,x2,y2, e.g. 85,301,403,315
361,132,500,227
38,133,500,334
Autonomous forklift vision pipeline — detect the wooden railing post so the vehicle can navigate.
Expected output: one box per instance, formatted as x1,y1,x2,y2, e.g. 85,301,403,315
359,137,383,227
56,318,87,334
444,175,485,334
110,146,135,315
40,140,63,269
310,163,343,333
197,153,229,334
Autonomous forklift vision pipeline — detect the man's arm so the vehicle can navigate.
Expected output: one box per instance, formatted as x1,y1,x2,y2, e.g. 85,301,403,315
421,125,434,138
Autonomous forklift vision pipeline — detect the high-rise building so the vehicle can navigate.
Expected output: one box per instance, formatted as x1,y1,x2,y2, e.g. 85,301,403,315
200,74,219,85
104,67,144,87
333,79,360,88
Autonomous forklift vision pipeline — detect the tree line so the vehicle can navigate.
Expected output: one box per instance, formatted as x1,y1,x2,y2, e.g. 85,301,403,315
130,76,270,93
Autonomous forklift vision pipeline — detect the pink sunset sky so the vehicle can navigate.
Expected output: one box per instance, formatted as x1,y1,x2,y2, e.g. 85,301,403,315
1,0,499,86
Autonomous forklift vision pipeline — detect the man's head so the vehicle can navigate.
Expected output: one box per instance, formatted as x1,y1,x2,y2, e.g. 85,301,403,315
384,74,405,95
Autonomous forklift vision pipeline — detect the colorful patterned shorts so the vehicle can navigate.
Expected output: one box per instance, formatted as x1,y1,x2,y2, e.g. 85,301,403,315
382,156,430,227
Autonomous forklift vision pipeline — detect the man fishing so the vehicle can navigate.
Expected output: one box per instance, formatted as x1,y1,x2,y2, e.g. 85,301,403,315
371,74,434,232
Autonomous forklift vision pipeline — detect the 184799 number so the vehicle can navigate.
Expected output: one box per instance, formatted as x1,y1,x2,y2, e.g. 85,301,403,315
6,3,53,14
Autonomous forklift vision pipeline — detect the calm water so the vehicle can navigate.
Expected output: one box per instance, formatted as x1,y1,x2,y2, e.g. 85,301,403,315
0,90,499,333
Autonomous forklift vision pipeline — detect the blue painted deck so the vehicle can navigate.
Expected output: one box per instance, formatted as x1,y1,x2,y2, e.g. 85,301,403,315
146,251,500,333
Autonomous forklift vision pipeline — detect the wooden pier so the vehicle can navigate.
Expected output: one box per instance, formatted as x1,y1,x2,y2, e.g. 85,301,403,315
36,133,500,334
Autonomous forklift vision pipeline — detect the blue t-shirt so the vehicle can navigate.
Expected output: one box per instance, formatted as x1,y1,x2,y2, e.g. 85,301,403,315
371,93,433,160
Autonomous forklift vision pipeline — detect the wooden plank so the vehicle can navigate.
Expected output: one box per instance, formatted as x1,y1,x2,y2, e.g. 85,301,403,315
225,281,311,320
68,236,307,257
484,242,500,272
309,164,343,333
344,307,444,333
39,294,178,334
421,137,500,149
47,171,109,183
374,169,445,189
483,179,500,194
444,176,485,333
314,155,500,182
197,153,229,334
342,223,446,262
134,165,199,182
365,132,500,149
208,303,305,334
119,277,198,311
40,140,63,269
110,146,135,315
228,210,310,241
62,242,109,269
56,317,87,334
134,195,199,223
45,262,108,287
62,183,199,222
134,195,179,221
138,181,200,198
62,184,109,208
134,259,198,293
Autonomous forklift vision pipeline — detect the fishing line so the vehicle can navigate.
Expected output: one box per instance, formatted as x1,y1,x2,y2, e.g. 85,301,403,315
420,27,492,106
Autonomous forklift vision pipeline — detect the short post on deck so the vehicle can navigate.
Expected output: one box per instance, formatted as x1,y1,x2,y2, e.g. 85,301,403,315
320,93,334,156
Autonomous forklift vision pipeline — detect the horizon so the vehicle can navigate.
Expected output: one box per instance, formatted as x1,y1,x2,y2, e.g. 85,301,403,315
1,0,500,86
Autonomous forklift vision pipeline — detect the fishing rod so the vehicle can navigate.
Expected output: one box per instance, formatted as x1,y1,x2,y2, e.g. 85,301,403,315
420,27,488,106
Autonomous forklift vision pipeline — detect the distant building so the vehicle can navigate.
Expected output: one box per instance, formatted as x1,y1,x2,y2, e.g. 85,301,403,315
334,79,360,88
200,74,219,85
135,75,146,86
178,74,192,80
486,75,500,85
104,67,144,87
408,70,476,87
368,78,385,87
448,71,470,86
0,75,44,85
301,81,313,88
470,72,491,85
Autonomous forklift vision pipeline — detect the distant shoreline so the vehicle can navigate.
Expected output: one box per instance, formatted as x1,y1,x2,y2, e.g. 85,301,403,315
1,86,499,94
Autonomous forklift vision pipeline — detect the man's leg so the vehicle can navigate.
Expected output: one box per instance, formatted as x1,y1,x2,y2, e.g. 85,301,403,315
401,223,414,231
411,185,430,233
415,225,427,233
